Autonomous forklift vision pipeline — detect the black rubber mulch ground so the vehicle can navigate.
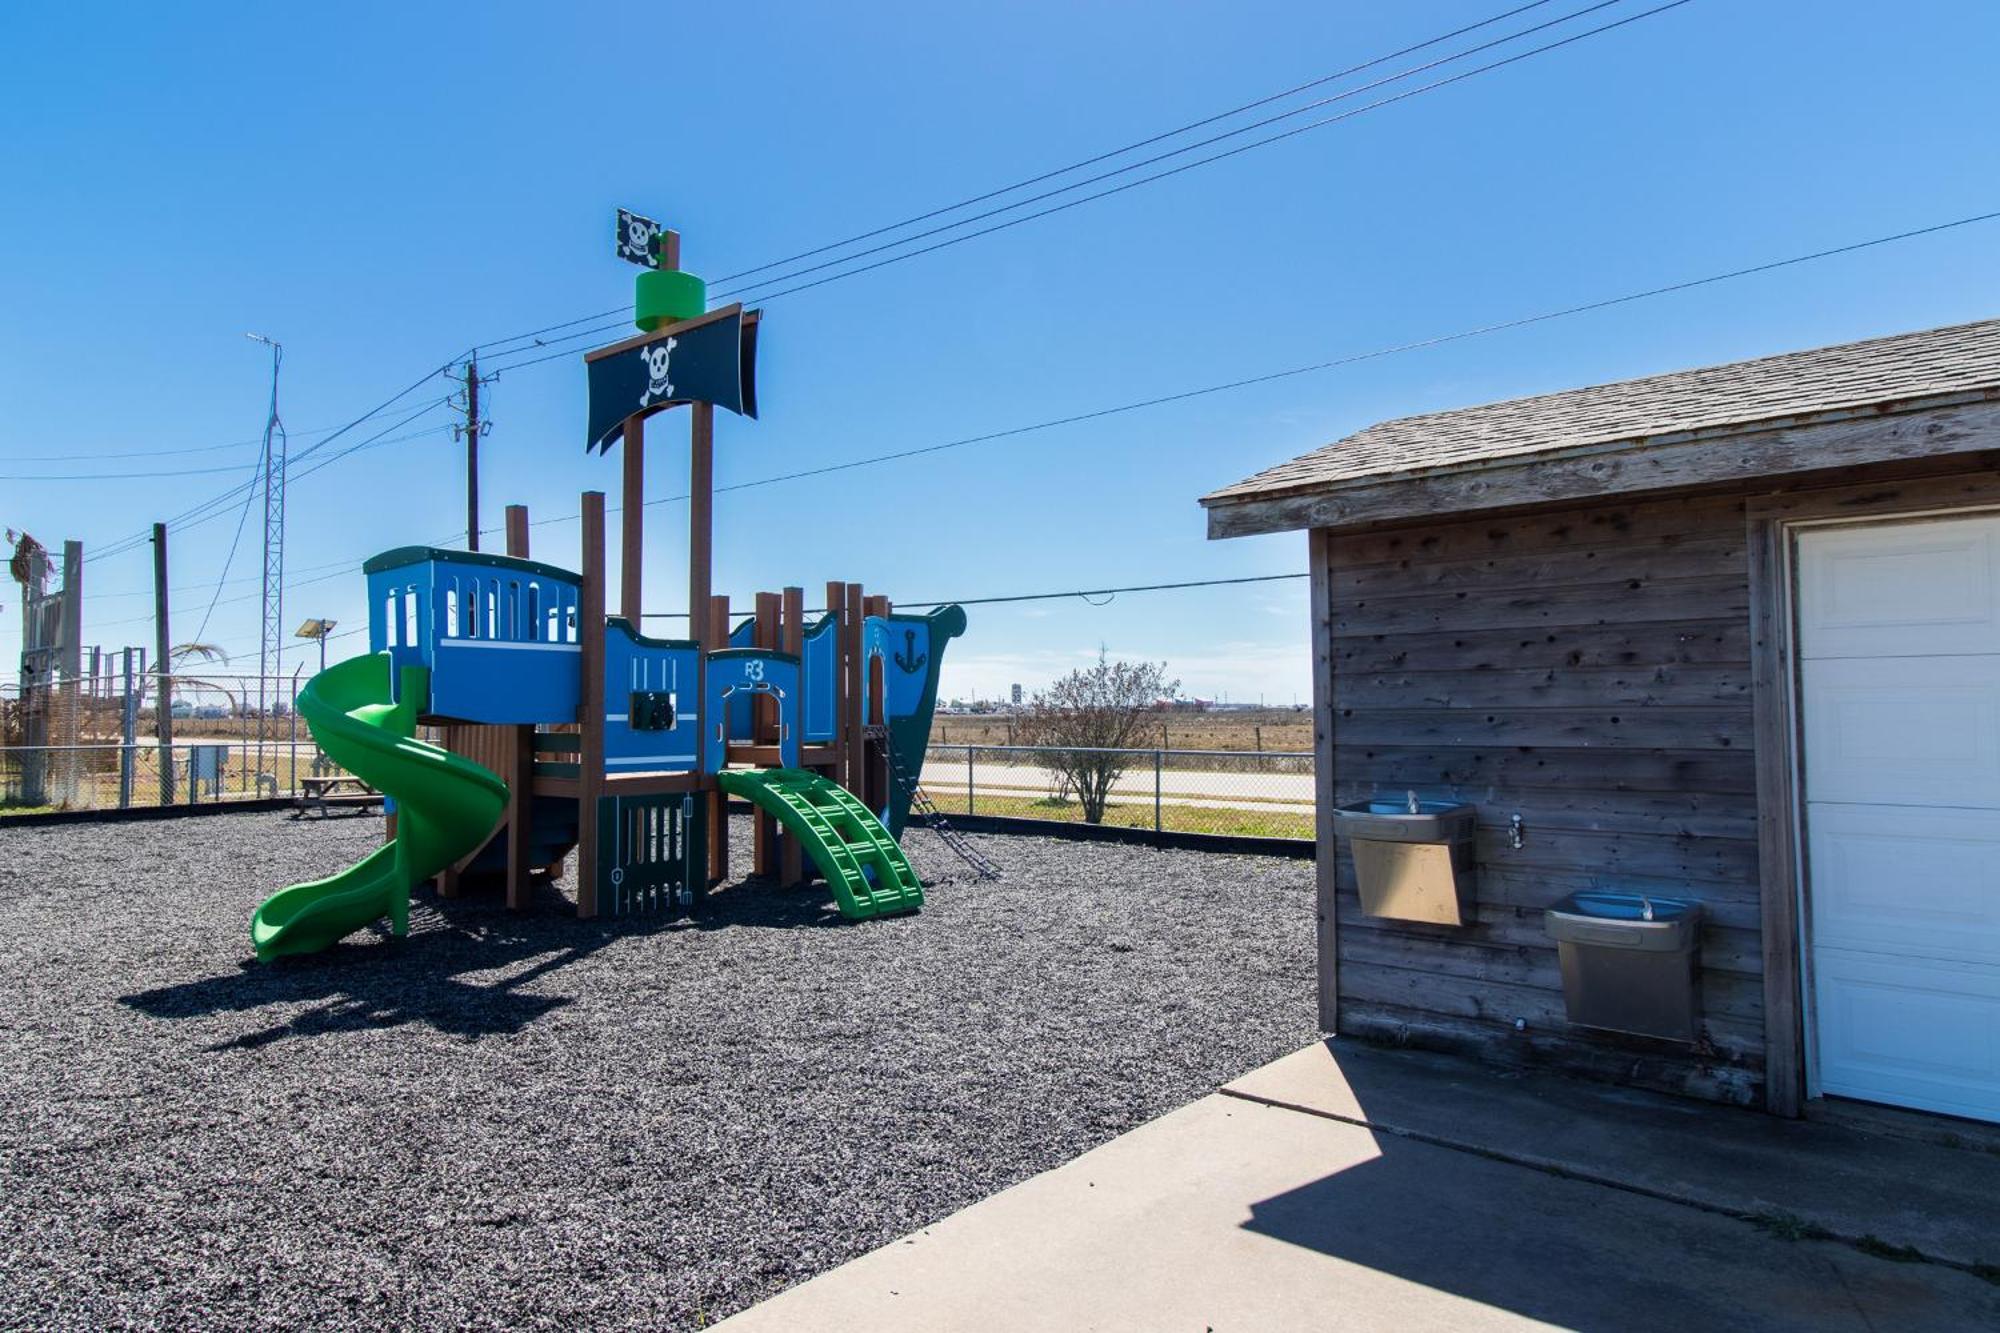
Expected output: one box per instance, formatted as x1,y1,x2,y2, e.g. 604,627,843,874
0,811,1314,1330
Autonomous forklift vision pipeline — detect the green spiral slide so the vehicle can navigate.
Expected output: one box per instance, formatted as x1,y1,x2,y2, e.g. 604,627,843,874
249,653,507,961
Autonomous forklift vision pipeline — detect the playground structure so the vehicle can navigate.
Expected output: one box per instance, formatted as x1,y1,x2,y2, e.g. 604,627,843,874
250,216,964,959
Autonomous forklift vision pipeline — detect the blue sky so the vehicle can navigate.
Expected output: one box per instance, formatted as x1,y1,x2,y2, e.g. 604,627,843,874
4,1,1997,706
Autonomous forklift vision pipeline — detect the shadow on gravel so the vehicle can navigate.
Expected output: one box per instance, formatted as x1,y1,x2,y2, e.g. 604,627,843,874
684,878,859,932
119,891,614,1048
117,877,863,1048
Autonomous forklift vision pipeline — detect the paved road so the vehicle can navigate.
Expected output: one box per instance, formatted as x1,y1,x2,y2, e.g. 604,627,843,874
916,757,1314,811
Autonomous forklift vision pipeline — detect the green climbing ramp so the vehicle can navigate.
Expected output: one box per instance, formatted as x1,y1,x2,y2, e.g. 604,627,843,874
717,768,923,920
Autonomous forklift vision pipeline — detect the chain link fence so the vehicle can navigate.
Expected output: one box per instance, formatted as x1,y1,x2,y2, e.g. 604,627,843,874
919,744,1312,842
0,737,356,814
0,669,372,815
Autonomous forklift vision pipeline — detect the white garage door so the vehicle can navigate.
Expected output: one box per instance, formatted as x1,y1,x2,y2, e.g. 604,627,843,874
1798,514,2000,1123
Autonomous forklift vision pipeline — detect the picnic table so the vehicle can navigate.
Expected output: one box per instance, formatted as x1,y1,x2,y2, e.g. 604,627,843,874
293,775,382,819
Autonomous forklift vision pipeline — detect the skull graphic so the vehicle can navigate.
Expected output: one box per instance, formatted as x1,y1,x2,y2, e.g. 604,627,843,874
639,336,677,407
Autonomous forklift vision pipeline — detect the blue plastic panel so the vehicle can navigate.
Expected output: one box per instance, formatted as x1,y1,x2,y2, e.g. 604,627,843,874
602,620,701,772
702,649,800,771
863,615,936,720
801,614,838,743
364,551,583,724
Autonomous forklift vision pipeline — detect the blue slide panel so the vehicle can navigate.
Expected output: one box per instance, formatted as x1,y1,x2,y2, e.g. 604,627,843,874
602,618,702,773
863,614,938,721
702,649,801,771
801,614,839,743
364,547,583,724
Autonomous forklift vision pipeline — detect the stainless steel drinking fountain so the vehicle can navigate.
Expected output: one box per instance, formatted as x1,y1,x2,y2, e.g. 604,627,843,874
1332,795,1479,926
1545,891,1705,1042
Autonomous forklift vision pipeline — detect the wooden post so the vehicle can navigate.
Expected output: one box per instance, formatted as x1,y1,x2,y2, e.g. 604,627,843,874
576,491,607,919
708,593,731,884
842,583,865,802
152,523,175,805
780,586,805,887
689,404,714,645
689,400,719,884
1748,514,1804,1117
621,411,645,623
1307,527,1339,1035
506,505,534,910
825,579,848,791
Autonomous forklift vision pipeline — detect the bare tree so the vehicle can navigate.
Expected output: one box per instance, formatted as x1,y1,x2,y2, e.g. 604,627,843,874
1017,650,1179,824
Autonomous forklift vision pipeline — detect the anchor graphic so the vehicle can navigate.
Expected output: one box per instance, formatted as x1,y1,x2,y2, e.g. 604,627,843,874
893,628,926,674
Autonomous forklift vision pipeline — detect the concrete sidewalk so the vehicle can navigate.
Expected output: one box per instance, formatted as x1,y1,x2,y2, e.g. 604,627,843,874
717,1041,2000,1331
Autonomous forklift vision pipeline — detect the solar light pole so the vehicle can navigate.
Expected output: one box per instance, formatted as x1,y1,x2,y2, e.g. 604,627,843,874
293,618,337,674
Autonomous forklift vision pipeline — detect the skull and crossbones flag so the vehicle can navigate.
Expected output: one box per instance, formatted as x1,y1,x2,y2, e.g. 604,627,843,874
616,208,665,267
584,306,760,452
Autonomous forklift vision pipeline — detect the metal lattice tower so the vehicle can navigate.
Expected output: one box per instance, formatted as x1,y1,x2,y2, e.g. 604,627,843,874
251,336,285,780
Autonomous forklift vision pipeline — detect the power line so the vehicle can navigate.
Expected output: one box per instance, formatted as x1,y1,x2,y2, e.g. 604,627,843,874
474,206,2000,539
621,571,1306,620
897,573,1308,609
81,205,2000,634
470,0,1579,362
0,419,351,464
725,0,1694,309
475,0,1688,377
83,363,459,565
706,0,1567,289
711,0,1635,305
188,450,267,644
0,460,268,482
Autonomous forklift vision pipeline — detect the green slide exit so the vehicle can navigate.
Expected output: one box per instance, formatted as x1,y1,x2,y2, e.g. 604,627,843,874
249,653,506,961
716,768,924,920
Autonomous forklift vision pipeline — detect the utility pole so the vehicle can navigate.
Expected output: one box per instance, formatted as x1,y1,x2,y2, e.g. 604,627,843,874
153,523,174,805
248,334,284,787
458,358,487,551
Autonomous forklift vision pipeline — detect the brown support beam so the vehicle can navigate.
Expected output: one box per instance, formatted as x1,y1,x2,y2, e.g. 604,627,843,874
707,592,731,885
708,597,731,651
689,403,714,648
505,503,530,559
843,583,865,802
576,491,608,919
1748,514,1805,1117
780,585,805,887
825,579,848,791
621,411,645,623
1307,527,1339,1034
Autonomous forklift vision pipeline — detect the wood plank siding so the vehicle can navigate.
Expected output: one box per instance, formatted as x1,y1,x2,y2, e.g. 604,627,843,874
1321,492,1765,1106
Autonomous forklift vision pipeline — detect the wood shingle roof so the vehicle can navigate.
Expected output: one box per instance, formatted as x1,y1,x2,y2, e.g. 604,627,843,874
1202,317,2000,512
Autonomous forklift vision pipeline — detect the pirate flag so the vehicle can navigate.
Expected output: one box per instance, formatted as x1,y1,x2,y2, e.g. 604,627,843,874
583,305,760,453
615,208,666,267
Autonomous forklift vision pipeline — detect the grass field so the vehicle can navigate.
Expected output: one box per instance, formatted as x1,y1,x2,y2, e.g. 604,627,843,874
932,707,1311,753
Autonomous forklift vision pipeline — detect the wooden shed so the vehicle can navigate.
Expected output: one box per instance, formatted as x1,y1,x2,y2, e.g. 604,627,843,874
1201,318,2000,1121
